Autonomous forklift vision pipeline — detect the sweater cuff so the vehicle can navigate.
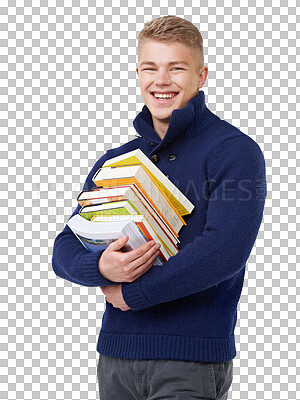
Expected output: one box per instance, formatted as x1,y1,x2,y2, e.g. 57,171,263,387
81,251,117,287
121,279,153,311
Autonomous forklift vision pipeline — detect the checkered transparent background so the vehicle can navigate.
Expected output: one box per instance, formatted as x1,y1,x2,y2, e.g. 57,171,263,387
1,1,299,399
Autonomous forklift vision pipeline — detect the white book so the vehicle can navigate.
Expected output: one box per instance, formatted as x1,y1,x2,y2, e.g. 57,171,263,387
92,214,171,262
84,201,179,255
67,214,163,266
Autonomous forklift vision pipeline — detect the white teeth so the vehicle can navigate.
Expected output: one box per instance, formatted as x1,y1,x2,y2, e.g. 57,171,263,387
153,93,176,99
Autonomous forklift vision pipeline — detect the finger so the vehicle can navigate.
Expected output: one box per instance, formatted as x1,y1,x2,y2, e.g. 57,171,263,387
130,250,161,281
126,242,161,271
108,235,129,251
122,240,159,264
100,286,111,294
112,303,122,309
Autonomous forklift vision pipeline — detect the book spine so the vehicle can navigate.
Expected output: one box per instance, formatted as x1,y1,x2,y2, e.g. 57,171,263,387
129,185,180,245
93,177,179,237
140,164,187,225
135,221,167,263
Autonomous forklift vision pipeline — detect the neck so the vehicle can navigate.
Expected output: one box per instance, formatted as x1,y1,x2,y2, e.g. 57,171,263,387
152,117,170,141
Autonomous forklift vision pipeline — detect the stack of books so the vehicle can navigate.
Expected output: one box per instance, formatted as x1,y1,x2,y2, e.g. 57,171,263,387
67,149,194,266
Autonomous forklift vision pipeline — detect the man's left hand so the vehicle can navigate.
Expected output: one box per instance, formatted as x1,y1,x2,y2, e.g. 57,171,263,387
100,284,130,311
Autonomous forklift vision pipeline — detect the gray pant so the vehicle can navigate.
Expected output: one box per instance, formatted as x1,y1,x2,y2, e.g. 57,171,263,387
97,354,233,400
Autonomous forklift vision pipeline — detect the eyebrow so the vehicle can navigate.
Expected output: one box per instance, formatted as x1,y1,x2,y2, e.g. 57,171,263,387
139,61,189,67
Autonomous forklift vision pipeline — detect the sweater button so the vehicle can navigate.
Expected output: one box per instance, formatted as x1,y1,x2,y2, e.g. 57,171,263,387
150,142,155,146
150,154,159,164
168,154,176,161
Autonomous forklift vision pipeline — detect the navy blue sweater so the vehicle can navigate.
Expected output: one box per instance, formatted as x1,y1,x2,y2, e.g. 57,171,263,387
52,90,267,362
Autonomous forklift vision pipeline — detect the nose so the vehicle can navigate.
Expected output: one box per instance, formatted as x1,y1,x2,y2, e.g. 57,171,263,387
155,68,171,86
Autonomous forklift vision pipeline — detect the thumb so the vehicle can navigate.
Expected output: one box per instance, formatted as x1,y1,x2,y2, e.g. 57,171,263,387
108,235,129,251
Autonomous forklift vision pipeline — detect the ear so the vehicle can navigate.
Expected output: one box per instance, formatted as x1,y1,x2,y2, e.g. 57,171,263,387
197,66,208,89
136,66,140,78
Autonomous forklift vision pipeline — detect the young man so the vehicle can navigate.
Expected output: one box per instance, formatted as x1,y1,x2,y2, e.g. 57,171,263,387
52,16,267,400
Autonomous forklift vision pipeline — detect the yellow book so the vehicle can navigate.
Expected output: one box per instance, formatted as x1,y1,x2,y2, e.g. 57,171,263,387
101,148,194,216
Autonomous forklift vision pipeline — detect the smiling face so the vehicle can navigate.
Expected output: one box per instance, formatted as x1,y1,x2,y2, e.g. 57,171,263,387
136,39,208,139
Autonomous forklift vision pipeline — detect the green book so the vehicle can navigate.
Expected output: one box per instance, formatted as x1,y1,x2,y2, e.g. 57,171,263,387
79,200,139,221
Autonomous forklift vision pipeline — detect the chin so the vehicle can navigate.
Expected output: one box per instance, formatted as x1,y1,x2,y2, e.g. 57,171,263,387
154,115,172,123
150,109,172,120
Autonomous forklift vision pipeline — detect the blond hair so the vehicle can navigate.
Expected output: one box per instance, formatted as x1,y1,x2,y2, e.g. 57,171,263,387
137,16,204,70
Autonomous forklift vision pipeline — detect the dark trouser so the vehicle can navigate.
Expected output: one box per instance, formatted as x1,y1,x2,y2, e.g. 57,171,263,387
97,354,233,400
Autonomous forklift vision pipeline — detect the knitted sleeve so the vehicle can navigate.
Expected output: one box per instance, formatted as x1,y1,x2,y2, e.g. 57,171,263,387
51,150,118,287
121,135,267,310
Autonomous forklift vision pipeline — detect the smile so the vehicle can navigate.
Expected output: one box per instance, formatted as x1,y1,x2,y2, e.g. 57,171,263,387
151,92,179,102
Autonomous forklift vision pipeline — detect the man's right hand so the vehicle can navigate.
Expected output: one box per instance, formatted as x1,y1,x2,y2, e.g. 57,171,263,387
98,236,161,283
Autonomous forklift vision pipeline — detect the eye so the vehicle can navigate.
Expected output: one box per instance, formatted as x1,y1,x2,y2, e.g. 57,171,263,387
142,67,184,71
